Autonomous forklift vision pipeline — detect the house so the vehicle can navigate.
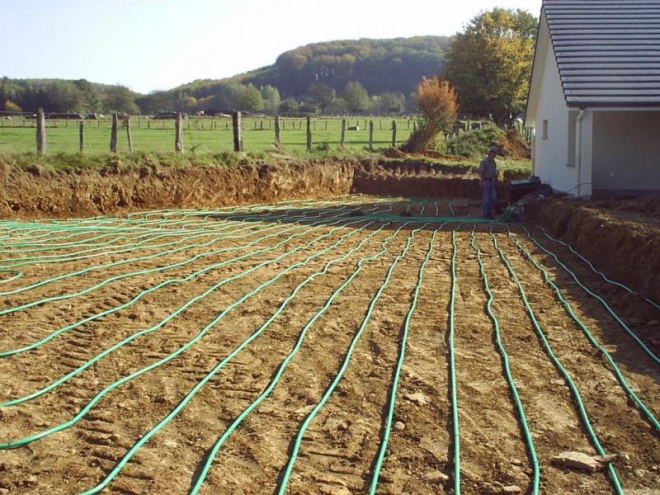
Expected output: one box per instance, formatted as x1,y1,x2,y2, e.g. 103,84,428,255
525,0,660,198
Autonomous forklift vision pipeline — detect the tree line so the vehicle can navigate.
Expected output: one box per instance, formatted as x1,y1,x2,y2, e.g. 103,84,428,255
1,8,536,127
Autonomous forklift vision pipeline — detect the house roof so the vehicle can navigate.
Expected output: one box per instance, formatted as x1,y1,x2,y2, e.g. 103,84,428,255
544,0,660,107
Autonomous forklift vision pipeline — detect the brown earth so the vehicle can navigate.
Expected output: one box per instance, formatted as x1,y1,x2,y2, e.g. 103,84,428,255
0,157,659,495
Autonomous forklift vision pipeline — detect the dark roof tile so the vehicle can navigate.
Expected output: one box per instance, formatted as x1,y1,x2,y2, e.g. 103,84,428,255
544,0,660,106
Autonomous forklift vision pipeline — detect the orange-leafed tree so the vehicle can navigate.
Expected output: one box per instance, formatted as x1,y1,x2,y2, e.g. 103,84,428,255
402,76,458,152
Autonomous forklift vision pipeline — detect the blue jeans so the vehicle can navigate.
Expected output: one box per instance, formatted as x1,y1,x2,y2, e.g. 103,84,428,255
481,179,497,217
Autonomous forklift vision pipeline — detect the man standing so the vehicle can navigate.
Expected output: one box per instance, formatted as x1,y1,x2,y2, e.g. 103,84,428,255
479,145,499,219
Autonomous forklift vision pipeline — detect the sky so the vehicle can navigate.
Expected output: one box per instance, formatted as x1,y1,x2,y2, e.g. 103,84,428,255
1,0,543,95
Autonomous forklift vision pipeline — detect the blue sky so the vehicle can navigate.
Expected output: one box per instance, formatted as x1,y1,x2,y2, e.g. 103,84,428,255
0,0,543,94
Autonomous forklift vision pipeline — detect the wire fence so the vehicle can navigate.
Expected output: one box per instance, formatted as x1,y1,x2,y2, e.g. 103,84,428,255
0,114,418,155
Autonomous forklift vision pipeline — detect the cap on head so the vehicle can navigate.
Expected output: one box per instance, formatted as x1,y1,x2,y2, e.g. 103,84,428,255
488,146,500,155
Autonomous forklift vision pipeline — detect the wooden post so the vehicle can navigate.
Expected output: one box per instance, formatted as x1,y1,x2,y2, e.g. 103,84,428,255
79,121,85,153
274,115,281,147
126,117,133,153
306,116,312,151
391,120,397,147
36,108,46,155
369,120,374,151
232,111,243,152
175,112,183,153
110,113,118,152
340,119,346,147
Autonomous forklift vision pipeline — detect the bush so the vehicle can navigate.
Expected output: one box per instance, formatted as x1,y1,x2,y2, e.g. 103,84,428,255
440,127,506,158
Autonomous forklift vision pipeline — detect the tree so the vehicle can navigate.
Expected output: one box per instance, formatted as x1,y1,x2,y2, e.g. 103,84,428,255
308,83,335,115
103,85,139,114
74,79,101,114
235,84,264,113
279,97,300,114
401,76,457,152
0,77,21,106
46,80,83,112
4,99,22,112
327,98,348,115
443,8,537,125
343,81,370,113
209,82,243,112
137,90,176,115
261,85,281,115
370,92,406,115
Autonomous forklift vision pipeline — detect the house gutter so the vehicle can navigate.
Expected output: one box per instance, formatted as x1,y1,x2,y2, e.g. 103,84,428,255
576,108,585,197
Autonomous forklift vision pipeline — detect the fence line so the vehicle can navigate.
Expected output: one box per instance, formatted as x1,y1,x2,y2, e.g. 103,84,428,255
4,111,420,155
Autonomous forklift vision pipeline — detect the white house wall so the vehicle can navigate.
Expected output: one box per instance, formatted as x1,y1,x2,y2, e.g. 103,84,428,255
531,38,575,195
592,112,660,197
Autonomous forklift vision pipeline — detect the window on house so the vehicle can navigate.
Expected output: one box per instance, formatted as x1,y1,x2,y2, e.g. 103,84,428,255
542,119,548,139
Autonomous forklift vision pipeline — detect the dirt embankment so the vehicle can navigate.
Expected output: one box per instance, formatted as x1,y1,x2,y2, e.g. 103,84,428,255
1,158,659,303
0,159,356,218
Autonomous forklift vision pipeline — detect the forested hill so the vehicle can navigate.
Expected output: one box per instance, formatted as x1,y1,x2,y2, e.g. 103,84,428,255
1,36,452,114
235,36,451,98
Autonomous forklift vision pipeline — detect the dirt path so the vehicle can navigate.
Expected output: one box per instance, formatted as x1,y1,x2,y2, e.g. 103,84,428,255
1,196,659,494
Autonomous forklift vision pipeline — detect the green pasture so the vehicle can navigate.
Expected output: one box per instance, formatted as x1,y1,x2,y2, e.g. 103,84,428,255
0,116,417,155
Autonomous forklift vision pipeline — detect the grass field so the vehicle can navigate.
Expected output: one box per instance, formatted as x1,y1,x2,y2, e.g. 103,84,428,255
0,116,417,155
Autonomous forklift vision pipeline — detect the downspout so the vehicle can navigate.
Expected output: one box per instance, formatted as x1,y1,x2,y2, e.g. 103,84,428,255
576,108,585,197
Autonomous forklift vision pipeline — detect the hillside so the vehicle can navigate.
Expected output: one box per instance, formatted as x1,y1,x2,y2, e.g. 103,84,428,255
236,36,452,98
2,36,452,115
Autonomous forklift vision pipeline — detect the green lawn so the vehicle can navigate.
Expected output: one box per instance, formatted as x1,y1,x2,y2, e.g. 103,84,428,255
0,116,417,155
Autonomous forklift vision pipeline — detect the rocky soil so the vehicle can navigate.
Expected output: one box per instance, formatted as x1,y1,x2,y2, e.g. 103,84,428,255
0,156,659,495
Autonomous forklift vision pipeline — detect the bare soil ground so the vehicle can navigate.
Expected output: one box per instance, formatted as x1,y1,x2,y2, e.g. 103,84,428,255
0,159,659,495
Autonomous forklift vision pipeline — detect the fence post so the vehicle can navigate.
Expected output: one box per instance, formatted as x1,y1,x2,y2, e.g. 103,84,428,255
306,116,312,151
340,119,346,147
79,121,85,153
126,117,133,153
232,111,243,152
175,112,183,153
36,108,46,155
274,115,281,147
369,120,374,151
391,120,397,147
110,114,118,152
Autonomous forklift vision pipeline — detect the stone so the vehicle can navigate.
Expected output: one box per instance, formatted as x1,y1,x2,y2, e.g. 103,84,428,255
551,451,610,472
422,470,449,484
404,392,430,405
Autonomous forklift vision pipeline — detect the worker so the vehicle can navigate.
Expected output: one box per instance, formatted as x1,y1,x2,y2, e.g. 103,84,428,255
479,145,499,219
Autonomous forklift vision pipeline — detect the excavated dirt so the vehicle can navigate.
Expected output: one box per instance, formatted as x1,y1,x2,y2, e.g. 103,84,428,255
0,158,659,495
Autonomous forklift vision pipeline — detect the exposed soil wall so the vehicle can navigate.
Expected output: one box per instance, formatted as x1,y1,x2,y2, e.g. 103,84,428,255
526,197,660,304
0,159,356,218
1,159,659,303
